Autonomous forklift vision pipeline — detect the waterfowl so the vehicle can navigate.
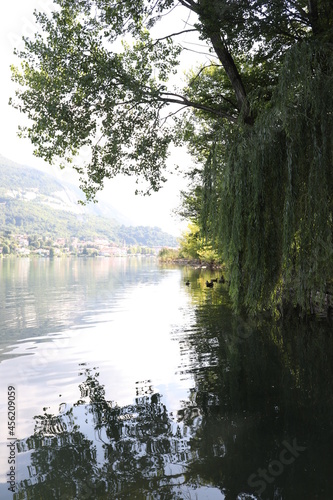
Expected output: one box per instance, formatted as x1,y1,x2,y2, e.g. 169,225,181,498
206,280,214,288
185,280,190,286
218,276,225,283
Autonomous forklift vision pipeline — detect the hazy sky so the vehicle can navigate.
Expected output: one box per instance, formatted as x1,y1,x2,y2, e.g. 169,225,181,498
0,1,205,235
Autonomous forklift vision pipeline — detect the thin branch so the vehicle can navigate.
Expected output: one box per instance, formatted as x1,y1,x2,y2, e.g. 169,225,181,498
159,105,188,126
182,4,192,31
157,3,180,19
161,90,191,101
200,93,238,111
96,86,238,124
154,28,197,43
143,0,160,24
187,64,239,110
180,45,219,58
180,17,197,28
159,92,237,122
181,40,211,48
189,63,221,82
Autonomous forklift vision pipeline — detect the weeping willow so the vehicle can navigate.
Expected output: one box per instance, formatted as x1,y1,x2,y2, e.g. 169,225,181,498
209,41,333,314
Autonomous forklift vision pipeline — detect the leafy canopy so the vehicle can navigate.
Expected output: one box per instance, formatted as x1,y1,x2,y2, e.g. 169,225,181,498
10,0,333,313
11,0,322,200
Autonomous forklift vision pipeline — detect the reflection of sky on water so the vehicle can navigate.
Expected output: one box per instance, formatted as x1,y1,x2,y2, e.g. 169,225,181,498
3,259,330,499
0,257,171,349
0,258,200,497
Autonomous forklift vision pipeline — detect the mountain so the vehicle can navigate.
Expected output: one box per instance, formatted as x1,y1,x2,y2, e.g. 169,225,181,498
0,154,131,223
0,155,178,247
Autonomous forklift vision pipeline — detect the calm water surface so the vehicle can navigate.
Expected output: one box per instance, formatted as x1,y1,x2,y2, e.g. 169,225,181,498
0,257,332,499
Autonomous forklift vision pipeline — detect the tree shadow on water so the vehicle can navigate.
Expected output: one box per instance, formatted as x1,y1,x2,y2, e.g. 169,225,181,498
15,369,196,500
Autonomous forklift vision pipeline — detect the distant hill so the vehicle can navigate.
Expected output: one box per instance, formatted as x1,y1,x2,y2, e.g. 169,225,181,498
0,154,131,223
0,155,178,247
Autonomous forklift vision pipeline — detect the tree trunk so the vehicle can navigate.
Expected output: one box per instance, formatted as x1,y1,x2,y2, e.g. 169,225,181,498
308,0,319,35
209,31,252,124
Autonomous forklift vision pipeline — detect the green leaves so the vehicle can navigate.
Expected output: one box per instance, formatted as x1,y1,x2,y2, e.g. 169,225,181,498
11,0,181,200
179,37,333,314
218,42,333,313
10,0,333,313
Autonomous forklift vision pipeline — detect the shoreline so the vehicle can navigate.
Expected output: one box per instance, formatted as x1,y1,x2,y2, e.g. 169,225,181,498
158,257,223,270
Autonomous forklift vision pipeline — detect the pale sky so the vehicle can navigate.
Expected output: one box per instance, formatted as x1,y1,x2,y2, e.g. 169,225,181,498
0,1,206,236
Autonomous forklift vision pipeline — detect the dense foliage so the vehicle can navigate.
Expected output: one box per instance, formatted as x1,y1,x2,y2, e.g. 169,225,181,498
10,0,333,313
182,40,333,313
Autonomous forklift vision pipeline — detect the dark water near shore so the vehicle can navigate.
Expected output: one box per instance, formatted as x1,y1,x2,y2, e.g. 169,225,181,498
0,257,332,499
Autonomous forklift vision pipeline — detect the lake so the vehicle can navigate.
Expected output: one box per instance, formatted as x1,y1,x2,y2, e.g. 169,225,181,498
0,257,332,499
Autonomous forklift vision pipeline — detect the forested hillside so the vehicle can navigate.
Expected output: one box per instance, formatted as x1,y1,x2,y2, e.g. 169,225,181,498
0,155,62,195
0,156,177,247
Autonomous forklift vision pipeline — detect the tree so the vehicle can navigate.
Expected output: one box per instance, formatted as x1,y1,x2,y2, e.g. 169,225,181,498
10,0,333,313
177,4,333,313
11,0,320,200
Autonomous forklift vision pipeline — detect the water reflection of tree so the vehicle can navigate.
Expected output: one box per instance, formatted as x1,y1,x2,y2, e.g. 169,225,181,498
15,370,194,500
175,282,333,499
14,273,333,499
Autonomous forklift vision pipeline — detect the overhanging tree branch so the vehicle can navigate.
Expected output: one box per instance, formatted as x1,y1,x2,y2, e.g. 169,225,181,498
159,91,238,122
